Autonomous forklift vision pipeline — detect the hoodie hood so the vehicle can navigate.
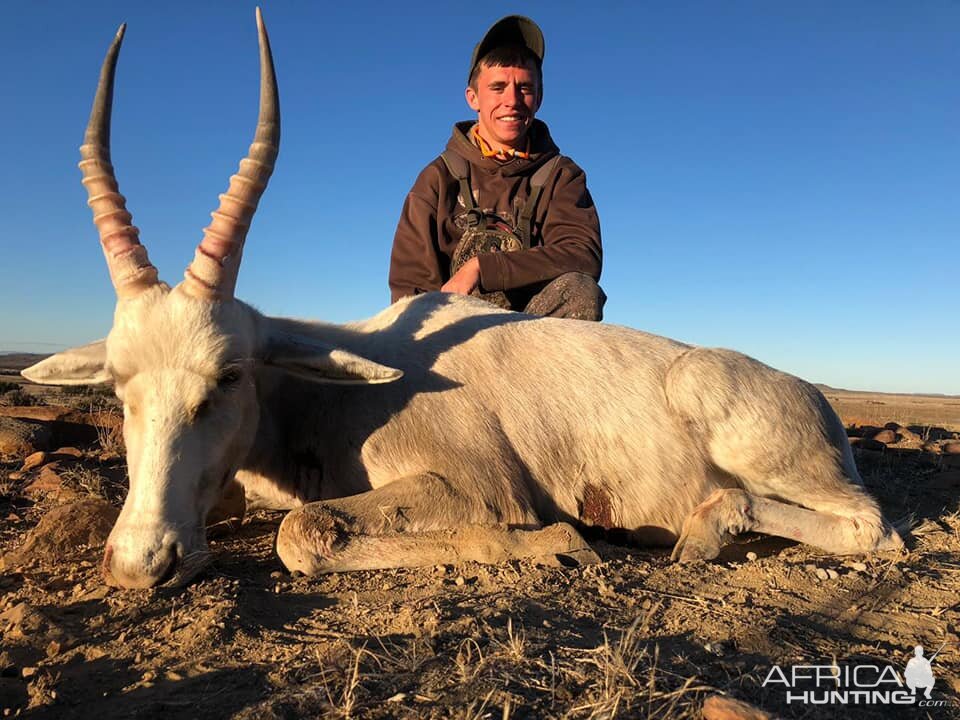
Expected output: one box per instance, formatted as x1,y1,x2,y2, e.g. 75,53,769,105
447,119,560,177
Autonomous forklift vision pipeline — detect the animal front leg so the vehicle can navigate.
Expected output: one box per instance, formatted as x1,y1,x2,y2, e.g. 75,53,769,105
671,488,904,562
205,478,246,528
277,511,599,574
274,472,599,574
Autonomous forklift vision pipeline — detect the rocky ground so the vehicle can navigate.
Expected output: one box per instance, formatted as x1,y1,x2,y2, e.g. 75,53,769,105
1,375,959,719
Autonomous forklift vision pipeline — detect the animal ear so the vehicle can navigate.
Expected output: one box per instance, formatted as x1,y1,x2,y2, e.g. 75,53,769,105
262,330,403,385
21,339,111,386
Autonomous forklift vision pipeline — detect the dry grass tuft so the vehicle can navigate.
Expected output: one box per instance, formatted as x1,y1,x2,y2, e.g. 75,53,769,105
456,637,485,683
311,642,381,719
95,419,125,457
569,617,648,719
559,607,710,720
60,465,126,504
490,617,527,663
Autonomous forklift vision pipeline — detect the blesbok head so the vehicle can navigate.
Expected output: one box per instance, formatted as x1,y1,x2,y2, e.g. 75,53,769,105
23,9,402,588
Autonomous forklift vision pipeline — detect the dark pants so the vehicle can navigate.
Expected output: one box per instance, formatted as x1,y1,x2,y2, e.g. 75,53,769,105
521,272,606,321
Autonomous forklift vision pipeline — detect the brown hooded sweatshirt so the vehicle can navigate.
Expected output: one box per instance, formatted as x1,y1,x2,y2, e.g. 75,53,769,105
388,120,602,304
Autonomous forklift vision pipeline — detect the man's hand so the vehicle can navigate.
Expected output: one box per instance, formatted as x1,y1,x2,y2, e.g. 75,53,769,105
441,256,481,295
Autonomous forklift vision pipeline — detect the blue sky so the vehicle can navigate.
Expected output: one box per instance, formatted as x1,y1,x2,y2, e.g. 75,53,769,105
0,2,956,395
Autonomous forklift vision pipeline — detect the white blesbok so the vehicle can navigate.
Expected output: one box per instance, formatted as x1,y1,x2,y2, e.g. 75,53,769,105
25,10,902,589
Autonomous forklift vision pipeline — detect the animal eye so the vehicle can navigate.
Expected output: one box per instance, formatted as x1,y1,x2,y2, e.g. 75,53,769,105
192,399,211,423
218,367,242,388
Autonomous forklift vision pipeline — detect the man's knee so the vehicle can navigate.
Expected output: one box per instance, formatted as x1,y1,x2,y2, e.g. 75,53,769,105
524,272,606,321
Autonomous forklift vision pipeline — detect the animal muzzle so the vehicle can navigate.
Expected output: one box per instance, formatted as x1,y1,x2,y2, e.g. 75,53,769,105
102,524,208,589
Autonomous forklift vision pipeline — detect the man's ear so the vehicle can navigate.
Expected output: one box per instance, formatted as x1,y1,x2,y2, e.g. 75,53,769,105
465,85,480,112
21,339,110,386
262,330,403,386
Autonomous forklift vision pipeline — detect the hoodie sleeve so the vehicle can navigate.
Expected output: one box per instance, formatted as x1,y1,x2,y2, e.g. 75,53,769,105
388,163,445,303
476,159,602,292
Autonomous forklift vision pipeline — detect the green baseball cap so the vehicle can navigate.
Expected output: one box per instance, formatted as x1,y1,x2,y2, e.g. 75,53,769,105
469,15,545,81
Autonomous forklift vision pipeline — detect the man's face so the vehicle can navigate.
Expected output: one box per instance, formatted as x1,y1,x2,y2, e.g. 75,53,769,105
465,61,542,152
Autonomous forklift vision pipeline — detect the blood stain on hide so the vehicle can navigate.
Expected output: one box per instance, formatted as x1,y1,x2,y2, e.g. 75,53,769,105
580,483,614,529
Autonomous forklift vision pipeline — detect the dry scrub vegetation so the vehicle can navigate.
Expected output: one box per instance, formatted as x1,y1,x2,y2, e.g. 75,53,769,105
1,372,958,719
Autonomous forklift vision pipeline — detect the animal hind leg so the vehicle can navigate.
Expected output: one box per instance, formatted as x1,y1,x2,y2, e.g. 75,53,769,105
665,347,903,561
276,472,599,575
671,488,904,562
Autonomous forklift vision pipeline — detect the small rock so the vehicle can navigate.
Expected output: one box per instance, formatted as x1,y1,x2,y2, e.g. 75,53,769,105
141,671,155,682
269,571,283,579
46,641,61,658
381,582,394,591
943,442,960,455
21,667,37,679
873,429,898,444
79,586,110,601
52,447,84,458
703,641,729,657
454,575,466,586
804,564,816,573
1,499,118,570
745,552,758,562
815,568,829,580
0,602,31,628
826,569,839,580
0,417,51,458
24,462,78,500
849,562,868,572
898,427,922,443
21,451,48,472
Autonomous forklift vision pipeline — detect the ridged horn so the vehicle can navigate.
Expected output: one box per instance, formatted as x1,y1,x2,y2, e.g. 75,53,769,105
79,24,160,299
181,7,280,300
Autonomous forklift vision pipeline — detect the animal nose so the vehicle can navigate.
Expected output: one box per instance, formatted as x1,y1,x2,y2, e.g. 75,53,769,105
102,541,179,588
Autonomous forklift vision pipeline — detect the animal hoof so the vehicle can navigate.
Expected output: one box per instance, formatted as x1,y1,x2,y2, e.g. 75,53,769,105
276,505,344,575
672,537,720,563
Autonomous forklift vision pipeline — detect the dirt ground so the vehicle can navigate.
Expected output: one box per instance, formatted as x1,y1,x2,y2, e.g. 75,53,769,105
1,373,959,719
